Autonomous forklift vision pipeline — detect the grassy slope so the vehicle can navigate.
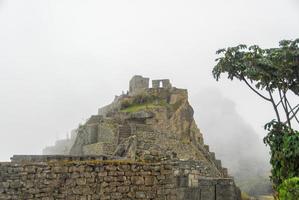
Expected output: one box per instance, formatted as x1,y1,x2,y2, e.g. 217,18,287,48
120,103,162,113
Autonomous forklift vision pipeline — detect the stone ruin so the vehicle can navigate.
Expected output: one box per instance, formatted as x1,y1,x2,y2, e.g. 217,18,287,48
129,75,172,95
0,75,241,200
129,75,150,95
151,79,172,89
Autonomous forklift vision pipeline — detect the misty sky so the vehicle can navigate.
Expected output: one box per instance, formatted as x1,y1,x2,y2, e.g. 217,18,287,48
0,0,298,161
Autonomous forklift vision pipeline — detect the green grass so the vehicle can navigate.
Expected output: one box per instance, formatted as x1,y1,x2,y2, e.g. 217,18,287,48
120,103,160,113
121,100,170,113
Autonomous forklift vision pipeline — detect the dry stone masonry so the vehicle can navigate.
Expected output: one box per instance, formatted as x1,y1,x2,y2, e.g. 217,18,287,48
0,75,241,199
0,157,240,200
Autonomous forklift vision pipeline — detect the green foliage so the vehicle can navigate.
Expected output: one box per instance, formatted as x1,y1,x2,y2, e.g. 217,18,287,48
213,39,299,126
120,92,169,113
263,121,299,189
120,99,132,109
213,39,299,95
120,103,162,113
278,177,299,200
120,92,156,110
132,93,154,104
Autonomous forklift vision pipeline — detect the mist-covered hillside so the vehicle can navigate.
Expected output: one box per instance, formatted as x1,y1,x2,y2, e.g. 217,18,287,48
191,87,272,195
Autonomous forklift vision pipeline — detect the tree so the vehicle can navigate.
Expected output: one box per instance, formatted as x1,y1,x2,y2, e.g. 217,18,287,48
212,39,299,194
212,39,299,127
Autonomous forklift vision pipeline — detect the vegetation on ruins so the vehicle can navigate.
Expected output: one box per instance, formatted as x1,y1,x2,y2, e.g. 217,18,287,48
120,92,169,113
120,93,157,111
212,39,299,198
121,102,163,113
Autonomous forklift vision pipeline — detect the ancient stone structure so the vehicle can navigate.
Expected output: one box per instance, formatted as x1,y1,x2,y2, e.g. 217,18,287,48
0,75,241,199
129,75,172,95
0,156,240,200
129,75,150,95
152,79,172,89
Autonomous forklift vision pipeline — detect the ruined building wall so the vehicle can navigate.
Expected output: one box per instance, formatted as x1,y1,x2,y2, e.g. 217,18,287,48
98,96,123,117
0,156,240,200
129,75,150,95
152,79,172,89
98,76,173,116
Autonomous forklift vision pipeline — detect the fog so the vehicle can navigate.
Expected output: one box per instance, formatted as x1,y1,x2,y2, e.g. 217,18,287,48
0,0,298,166
192,88,270,185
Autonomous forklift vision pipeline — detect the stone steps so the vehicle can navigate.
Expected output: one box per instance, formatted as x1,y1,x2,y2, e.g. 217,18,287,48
135,124,154,132
118,124,132,144
201,144,229,177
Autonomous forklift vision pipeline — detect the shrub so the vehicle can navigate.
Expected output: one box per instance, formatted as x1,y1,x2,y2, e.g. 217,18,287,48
120,98,132,109
132,93,153,104
263,121,299,189
278,177,299,200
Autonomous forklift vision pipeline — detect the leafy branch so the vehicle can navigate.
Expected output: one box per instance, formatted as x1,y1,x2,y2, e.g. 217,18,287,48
213,39,299,127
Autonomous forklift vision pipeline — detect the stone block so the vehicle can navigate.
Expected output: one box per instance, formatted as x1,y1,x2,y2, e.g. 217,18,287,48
144,176,157,186
136,191,146,199
131,176,144,185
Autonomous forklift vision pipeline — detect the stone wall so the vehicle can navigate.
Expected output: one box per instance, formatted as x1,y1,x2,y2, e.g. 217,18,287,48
0,156,240,200
98,103,117,117
152,79,172,89
83,142,116,156
129,75,150,95
98,96,123,117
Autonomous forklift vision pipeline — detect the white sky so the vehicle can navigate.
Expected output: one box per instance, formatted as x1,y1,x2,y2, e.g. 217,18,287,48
0,0,298,161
